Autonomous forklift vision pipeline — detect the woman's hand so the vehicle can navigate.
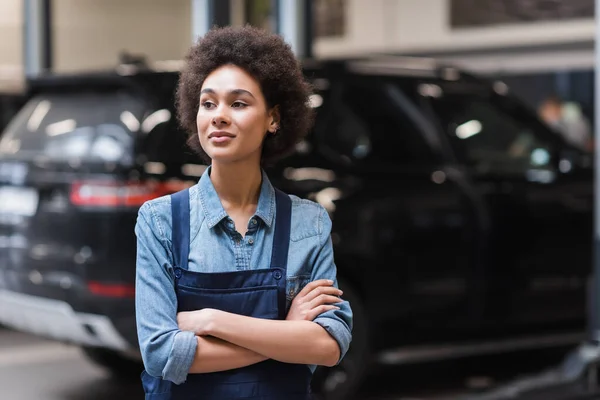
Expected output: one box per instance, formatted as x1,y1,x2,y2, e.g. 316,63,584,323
178,279,343,333
286,279,343,321
177,308,219,335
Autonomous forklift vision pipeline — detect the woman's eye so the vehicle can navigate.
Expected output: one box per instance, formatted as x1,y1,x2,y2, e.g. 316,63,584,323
201,101,215,109
232,101,247,108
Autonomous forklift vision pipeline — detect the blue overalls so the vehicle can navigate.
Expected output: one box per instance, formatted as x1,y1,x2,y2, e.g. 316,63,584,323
141,188,313,399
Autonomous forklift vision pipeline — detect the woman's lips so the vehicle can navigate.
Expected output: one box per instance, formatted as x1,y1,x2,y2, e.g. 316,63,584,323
210,136,233,144
208,131,235,144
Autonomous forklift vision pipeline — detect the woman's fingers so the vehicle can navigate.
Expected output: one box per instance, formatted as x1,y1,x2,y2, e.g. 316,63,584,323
307,305,340,320
296,279,334,298
303,285,343,303
308,294,343,309
286,280,344,321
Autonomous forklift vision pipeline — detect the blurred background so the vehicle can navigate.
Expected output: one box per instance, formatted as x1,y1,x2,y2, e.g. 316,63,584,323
1,1,600,399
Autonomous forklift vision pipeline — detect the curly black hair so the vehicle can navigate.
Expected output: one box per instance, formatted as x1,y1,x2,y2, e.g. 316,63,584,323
176,25,314,165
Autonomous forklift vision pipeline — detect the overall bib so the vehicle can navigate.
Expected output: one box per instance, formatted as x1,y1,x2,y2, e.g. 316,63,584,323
141,188,313,399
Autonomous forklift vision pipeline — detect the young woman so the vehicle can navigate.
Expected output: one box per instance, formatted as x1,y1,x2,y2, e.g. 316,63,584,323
135,26,353,399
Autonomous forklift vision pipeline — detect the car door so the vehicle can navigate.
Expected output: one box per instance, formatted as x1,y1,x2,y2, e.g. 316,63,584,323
423,79,593,334
300,73,484,348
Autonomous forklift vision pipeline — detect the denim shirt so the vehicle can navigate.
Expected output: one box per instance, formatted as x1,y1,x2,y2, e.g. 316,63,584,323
135,168,353,385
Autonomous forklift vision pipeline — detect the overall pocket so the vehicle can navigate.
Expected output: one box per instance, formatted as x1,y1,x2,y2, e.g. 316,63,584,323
177,285,279,319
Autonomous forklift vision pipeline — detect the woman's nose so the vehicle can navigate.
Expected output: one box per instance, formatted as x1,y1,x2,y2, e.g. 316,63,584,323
211,109,230,126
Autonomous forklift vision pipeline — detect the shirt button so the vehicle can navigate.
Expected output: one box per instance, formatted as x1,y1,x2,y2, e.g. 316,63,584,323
250,219,257,226
248,238,254,245
273,270,282,280
174,268,182,279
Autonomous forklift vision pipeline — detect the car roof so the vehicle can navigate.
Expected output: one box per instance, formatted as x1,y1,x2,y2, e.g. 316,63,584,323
26,68,178,98
26,55,467,92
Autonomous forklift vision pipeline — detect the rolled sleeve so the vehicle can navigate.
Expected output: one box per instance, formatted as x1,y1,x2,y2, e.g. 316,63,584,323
310,206,353,363
135,201,198,385
163,331,198,384
314,308,353,363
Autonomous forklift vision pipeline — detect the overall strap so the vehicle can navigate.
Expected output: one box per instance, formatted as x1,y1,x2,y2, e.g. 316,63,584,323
270,189,292,270
170,189,191,271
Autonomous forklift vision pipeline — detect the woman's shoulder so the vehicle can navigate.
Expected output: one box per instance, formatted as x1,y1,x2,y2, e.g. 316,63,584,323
287,194,332,242
137,185,201,240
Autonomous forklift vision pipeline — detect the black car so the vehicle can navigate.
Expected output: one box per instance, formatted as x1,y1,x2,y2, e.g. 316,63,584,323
0,93,26,134
0,57,593,399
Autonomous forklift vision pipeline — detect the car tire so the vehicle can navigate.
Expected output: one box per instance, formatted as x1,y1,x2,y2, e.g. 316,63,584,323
311,279,370,400
81,346,143,380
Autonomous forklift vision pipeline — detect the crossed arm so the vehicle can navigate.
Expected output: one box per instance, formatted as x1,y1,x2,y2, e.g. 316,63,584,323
135,202,352,382
178,280,344,373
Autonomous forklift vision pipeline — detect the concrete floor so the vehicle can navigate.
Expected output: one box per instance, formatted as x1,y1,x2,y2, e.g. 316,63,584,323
0,328,593,400
0,329,143,400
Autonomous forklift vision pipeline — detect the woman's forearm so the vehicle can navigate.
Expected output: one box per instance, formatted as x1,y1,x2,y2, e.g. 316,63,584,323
207,311,340,367
189,335,268,374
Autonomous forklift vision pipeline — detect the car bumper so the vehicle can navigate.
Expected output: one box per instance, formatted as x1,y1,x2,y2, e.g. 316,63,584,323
0,289,132,352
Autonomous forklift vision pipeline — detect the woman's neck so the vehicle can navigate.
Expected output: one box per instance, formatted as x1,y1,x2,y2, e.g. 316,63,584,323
209,161,262,211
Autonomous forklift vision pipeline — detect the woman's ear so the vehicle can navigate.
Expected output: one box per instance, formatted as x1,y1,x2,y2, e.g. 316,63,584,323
268,106,281,134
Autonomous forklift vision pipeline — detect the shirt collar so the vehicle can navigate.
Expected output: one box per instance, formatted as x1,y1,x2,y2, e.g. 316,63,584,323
198,166,276,229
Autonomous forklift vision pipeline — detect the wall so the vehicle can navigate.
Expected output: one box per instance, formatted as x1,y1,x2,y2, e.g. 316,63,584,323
0,0,194,92
313,0,389,57
314,0,595,58
53,0,192,72
0,0,24,92
0,0,595,92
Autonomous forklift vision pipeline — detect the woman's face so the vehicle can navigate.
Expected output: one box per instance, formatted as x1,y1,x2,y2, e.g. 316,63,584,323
197,64,278,165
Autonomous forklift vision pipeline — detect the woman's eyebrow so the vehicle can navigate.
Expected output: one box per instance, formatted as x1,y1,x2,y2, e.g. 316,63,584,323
200,88,255,98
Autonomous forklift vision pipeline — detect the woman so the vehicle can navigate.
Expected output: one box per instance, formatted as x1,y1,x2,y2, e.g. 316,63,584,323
135,26,353,400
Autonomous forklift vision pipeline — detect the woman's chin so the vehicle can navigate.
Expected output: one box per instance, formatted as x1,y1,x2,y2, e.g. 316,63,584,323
208,152,251,165
206,148,262,166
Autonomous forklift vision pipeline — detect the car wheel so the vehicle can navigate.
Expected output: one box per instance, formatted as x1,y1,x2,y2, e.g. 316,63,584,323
311,279,369,400
81,346,143,380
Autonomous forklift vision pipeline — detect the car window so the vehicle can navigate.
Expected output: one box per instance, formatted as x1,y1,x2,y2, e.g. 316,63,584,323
317,79,437,167
141,114,205,167
0,91,146,164
425,85,555,175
